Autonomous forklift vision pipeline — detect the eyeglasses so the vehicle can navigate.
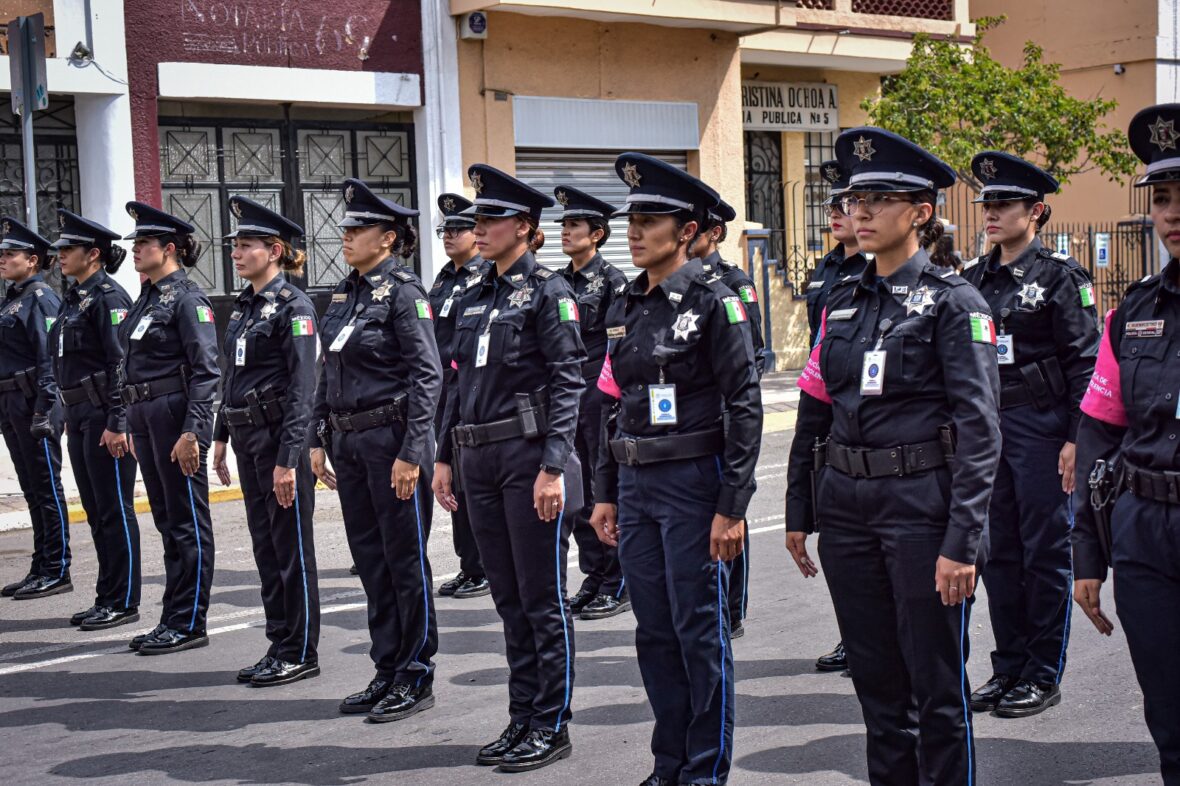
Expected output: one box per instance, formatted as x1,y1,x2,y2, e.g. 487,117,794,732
435,227,470,239
840,193,918,217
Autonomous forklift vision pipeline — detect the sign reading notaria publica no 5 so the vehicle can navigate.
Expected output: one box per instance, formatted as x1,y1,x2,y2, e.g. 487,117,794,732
741,82,839,132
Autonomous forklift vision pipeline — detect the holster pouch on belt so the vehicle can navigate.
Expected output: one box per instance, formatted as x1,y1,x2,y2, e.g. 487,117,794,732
14,368,35,399
515,389,549,439
938,423,956,461
1088,457,1120,568
81,372,107,408
1019,362,1052,409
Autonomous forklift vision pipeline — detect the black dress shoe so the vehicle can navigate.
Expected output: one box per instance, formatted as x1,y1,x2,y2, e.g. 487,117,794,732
137,628,209,655
349,564,359,575
731,621,746,639
2,573,35,597
252,659,320,687
580,593,631,620
499,727,572,772
71,605,101,625
476,721,529,765
994,680,1061,718
79,607,139,631
237,655,276,683
13,575,73,600
453,576,491,599
367,683,434,722
438,572,468,596
339,679,393,714
129,624,167,651
639,774,674,786
816,641,847,672
969,673,1019,712
569,588,597,614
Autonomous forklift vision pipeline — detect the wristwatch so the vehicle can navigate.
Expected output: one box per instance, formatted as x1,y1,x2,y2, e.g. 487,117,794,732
540,464,564,476
181,431,198,443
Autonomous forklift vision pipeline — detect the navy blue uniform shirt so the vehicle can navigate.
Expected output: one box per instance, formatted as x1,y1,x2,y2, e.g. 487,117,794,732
0,275,60,414
427,254,486,370
805,244,868,347
560,253,628,380
701,251,766,375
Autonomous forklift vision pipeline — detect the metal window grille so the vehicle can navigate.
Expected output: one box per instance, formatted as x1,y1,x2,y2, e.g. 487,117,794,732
803,131,836,256
0,99,79,235
850,0,954,20
796,0,835,9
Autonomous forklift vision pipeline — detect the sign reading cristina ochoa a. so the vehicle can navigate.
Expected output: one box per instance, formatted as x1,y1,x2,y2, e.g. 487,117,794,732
741,82,839,132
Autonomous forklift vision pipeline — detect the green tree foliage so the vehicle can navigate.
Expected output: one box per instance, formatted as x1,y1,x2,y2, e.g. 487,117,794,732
861,16,1138,191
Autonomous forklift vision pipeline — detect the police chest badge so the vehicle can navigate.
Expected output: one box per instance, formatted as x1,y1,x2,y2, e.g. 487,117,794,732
158,285,177,306
584,275,604,296
1017,281,1046,308
260,301,278,320
904,286,936,316
4,300,21,316
370,280,394,303
671,310,700,341
507,285,533,309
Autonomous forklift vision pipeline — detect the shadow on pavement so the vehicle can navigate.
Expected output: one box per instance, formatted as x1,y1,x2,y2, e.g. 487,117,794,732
0,669,237,701
0,697,344,733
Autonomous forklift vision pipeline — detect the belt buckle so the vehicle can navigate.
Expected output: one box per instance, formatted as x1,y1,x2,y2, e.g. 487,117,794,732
338,413,353,431
847,447,870,478
456,426,472,448
623,438,640,466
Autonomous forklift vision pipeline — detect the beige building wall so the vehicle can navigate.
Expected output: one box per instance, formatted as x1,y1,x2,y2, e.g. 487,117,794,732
973,0,1159,222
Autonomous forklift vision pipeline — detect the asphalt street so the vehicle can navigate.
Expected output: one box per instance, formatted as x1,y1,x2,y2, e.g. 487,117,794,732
0,427,1164,785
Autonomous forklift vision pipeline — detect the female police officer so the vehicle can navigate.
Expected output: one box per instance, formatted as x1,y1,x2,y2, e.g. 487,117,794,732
786,128,1001,786
960,152,1099,717
120,203,220,655
212,196,320,687
1073,103,1180,786
590,153,762,786
309,179,442,722
50,210,141,628
0,217,69,600
432,165,586,772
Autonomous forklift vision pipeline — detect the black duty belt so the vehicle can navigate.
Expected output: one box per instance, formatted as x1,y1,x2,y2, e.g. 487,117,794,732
1122,462,1180,505
999,384,1034,410
452,416,529,448
330,399,406,433
0,368,35,397
0,377,22,393
222,398,287,428
609,429,724,467
1000,357,1067,411
60,372,109,407
820,437,947,479
121,375,186,404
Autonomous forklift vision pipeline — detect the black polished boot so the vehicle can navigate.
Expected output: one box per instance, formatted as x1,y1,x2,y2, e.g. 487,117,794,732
366,684,434,722
137,628,209,655
580,593,631,620
453,575,491,599
499,727,572,772
237,655,276,683
252,659,320,687
339,679,392,714
438,572,468,597
815,641,847,672
79,607,139,631
2,573,35,597
13,575,73,600
994,680,1061,718
476,721,528,766
969,673,1019,713
71,605,101,626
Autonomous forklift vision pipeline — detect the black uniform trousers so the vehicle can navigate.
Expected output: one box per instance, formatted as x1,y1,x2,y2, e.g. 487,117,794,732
434,391,483,579
333,423,436,686
618,454,734,785
460,436,576,732
232,421,320,664
572,384,623,597
816,466,975,786
64,400,140,609
127,392,214,633
0,390,69,578
983,402,1073,685
1111,492,1180,785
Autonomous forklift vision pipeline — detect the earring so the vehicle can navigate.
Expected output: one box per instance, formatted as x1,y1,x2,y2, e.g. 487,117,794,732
912,221,919,227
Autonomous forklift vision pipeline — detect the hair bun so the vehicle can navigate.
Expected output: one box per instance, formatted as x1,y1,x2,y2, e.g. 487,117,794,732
105,244,127,274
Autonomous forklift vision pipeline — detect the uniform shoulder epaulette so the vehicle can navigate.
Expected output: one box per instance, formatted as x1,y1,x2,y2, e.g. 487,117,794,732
1124,272,1162,297
534,267,554,280
100,282,114,292
961,256,982,271
392,268,415,283
921,266,968,287
277,286,297,302
834,274,859,286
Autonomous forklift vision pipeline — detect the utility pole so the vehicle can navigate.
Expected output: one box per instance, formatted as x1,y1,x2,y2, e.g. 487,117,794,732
7,13,49,231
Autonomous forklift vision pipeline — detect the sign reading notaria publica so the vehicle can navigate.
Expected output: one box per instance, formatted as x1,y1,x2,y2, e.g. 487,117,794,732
741,82,839,132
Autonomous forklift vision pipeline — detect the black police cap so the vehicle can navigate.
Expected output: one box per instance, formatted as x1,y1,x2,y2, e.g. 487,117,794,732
1129,104,1180,187
819,159,850,205
0,215,51,257
462,165,555,224
124,202,196,240
337,178,418,229
835,127,956,193
970,151,1058,203
50,210,121,250
706,199,737,226
225,196,304,243
611,152,719,217
437,193,476,229
553,186,616,224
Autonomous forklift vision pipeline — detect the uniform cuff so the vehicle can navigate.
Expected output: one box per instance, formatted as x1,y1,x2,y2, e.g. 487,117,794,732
1073,543,1109,582
181,417,203,436
786,496,815,534
1067,412,1081,443
398,443,423,466
276,444,302,469
212,415,229,444
106,413,127,434
717,485,754,520
939,526,980,566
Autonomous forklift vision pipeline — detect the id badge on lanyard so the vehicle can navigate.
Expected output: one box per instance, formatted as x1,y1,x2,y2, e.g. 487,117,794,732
475,308,499,368
328,316,357,353
130,315,153,341
860,318,892,396
648,367,678,425
440,284,460,318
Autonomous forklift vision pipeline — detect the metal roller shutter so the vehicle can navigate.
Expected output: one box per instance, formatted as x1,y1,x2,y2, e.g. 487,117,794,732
514,149,689,280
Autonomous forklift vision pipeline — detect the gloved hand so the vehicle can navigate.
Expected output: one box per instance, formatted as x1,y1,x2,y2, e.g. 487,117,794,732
30,413,55,440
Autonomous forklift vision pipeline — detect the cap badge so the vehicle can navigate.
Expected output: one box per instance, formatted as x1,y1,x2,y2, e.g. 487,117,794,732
442,196,455,212
58,213,66,229
622,162,642,189
823,164,840,183
1150,116,1179,151
470,172,484,194
231,200,243,219
128,208,138,222
979,158,998,181
853,136,876,162
2,220,10,235
556,190,569,207
344,184,355,204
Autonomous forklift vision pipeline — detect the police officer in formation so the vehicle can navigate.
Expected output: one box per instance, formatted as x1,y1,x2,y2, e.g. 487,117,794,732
789,128,1000,785
591,153,762,786
212,197,321,687
788,158,868,672
120,204,221,655
960,153,1099,717
0,217,70,601
555,185,631,621
49,211,141,629
1073,103,1180,786
310,179,442,722
428,192,491,600
433,165,586,772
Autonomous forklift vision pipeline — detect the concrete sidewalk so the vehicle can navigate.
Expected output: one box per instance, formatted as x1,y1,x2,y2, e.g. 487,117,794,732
0,371,802,532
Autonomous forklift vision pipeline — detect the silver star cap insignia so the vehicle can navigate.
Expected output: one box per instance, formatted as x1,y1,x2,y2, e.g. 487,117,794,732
470,172,484,194
904,285,936,316
671,309,700,341
231,200,243,218
622,162,642,189
1150,116,1179,151
128,209,138,222
979,158,998,180
344,184,355,204
442,196,455,212
58,213,65,229
853,136,876,162
556,190,569,207
1018,281,1046,308
1,220,9,235
824,165,840,183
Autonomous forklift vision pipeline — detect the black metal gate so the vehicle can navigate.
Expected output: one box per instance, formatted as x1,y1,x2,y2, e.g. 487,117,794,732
744,131,785,270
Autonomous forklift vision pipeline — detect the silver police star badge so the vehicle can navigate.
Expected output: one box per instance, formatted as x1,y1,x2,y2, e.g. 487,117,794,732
556,190,569,207
442,196,455,212
904,285,936,315
370,280,394,302
584,276,604,295
260,301,278,319
979,158,998,180
507,285,533,309
1018,281,1046,308
344,184,355,204
1,220,9,235
853,136,876,162
672,310,700,341
1150,116,1179,151
470,172,484,194
158,285,177,305
823,164,840,183
622,162,642,189
128,209,138,222
231,200,243,219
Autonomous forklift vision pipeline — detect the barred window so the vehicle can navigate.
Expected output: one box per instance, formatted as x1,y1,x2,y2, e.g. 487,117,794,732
803,131,836,255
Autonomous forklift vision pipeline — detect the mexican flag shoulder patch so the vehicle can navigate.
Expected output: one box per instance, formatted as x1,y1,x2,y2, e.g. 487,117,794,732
110,308,128,325
968,311,996,344
723,296,748,324
414,299,433,320
291,316,315,336
1079,283,1095,308
44,316,55,330
738,284,758,304
558,298,579,323
195,305,215,323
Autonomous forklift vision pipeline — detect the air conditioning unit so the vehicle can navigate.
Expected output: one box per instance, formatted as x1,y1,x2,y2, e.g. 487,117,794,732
460,12,488,40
